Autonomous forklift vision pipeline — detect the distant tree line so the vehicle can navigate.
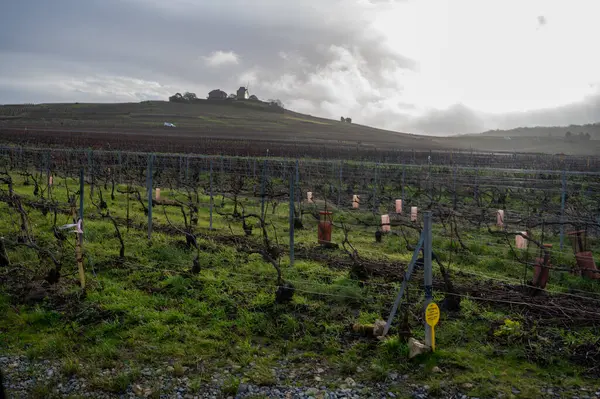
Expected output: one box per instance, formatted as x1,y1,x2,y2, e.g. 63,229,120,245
565,131,591,142
169,91,284,109
340,116,352,123
168,92,198,103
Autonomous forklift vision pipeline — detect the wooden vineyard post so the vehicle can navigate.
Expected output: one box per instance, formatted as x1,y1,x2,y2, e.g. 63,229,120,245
79,168,84,221
117,151,122,185
424,211,433,348
452,165,457,210
77,168,85,289
147,154,154,241
260,159,268,221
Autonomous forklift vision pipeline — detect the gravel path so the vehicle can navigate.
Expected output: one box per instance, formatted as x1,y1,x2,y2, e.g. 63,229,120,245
2,355,599,399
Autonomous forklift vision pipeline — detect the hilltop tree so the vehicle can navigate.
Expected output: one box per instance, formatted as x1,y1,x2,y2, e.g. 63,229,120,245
268,99,284,109
565,131,573,142
169,93,185,103
579,132,591,141
183,92,197,101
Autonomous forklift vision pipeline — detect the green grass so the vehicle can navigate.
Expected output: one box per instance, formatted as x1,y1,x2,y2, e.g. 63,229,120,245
0,169,599,397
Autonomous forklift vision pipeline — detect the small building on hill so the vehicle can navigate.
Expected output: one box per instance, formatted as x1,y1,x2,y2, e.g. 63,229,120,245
236,86,249,100
208,89,227,100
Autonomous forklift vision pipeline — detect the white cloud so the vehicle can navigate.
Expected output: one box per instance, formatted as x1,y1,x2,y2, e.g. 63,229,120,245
0,72,179,103
202,50,240,67
3,0,600,134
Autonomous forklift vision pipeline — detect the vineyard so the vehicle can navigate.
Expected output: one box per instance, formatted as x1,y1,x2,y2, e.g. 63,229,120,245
1,146,600,398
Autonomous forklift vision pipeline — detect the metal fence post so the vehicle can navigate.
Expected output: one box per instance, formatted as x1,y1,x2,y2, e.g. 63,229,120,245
117,151,122,185
383,232,425,336
253,158,257,194
185,156,189,184
338,161,343,207
401,166,405,207
220,156,224,198
209,159,214,230
424,211,433,348
372,162,379,214
88,149,94,197
295,159,301,219
289,175,295,267
560,170,566,250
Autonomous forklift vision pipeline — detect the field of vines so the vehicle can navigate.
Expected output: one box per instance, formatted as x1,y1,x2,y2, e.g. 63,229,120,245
1,146,600,398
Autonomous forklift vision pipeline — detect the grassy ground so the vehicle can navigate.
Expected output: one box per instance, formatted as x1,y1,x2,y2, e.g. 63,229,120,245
1,169,600,398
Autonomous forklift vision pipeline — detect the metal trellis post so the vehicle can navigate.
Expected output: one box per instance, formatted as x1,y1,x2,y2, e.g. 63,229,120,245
383,232,425,336
289,176,295,267
209,159,214,230
560,170,566,250
424,211,433,348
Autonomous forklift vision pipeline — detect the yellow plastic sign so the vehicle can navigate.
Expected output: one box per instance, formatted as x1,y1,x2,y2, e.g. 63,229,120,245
425,303,440,351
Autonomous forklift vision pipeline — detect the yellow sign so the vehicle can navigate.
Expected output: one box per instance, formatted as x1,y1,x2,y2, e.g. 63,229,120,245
425,303,440,351
426,303,440,326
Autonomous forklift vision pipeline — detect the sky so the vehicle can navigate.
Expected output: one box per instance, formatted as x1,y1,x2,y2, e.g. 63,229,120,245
1,0,600,135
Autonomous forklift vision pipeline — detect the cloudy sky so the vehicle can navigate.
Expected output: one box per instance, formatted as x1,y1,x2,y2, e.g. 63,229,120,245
1,0,599,135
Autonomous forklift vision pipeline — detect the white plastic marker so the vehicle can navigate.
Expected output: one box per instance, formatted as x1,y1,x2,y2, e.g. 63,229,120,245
411,206,418,222
59,219,83,234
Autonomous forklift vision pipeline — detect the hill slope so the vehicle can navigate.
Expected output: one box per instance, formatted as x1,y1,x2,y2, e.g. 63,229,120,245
1,101,599,156
475,123,600,139
0,100,443,150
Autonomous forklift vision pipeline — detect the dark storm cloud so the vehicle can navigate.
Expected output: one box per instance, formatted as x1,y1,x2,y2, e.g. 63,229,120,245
0,0,412,97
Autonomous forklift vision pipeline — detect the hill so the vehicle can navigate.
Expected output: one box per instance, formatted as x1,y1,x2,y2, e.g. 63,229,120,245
0,101,599,156
447,122,600,156
0,100,444,151
475,123,600,140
